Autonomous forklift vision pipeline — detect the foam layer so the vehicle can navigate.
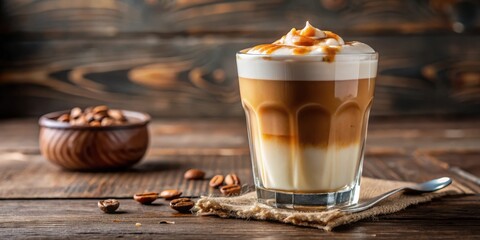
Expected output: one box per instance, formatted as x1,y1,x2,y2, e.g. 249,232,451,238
237,56,377,81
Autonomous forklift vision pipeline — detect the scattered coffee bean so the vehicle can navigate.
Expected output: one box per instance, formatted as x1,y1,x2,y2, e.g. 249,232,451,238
184,169,205,180
170,198,195,213
133,192,159,204
159,220,175,224
98,199,120,213
209,175,224,188
225,173,241,186
220,184,241,196
70,107,83,119
160,189,182,200
56,106,128,127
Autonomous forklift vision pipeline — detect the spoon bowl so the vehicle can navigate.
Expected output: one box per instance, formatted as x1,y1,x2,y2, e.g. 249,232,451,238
405,177,452,193
339,177,452,213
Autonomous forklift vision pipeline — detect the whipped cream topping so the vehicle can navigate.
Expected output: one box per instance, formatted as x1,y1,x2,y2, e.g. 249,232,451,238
245,21,374,58
237,21,378,81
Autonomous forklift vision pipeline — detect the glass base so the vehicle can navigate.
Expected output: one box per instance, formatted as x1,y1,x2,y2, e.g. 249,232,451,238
256,184,360,210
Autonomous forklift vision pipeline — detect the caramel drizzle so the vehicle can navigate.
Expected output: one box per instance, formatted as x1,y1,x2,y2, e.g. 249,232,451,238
249,43,339,60
322,46,341,62
251,44,283,54
323,31,342,43
290,33,316,46
293,48,311,55
249,25,343,59
250,43,339,59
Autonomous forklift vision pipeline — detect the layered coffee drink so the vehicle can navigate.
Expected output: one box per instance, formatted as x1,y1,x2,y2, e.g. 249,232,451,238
237,22,377,208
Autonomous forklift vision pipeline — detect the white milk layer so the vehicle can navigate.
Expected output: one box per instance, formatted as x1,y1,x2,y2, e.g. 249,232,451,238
237,55,377,81
254,138,362,192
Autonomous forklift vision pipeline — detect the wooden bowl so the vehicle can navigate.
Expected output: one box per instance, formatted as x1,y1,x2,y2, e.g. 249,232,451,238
39,110,150,171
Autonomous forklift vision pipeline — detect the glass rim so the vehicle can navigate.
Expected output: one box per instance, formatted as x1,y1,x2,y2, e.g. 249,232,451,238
236,50,378,62
237,50,378,57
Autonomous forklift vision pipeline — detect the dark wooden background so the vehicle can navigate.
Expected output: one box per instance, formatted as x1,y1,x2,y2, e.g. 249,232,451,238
0,0,479,118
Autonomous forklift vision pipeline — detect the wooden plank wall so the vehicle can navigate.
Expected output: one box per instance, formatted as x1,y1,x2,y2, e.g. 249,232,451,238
0,0,479,118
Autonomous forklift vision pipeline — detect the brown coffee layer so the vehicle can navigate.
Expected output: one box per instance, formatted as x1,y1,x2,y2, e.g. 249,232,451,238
240,78,375,147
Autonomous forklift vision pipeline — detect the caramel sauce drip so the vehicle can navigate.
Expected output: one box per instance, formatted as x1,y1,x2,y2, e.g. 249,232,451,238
251,44,283,54
289,29,316,46
247,22,344,59
293,48,311,55
299,24,317,37
324,31,342,42
322,46,340,62
252,44,312,55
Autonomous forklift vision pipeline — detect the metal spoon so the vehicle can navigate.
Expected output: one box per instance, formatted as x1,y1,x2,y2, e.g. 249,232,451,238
339,177,452,213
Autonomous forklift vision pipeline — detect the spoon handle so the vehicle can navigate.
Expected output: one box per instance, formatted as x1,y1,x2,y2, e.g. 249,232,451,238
339,187,405,213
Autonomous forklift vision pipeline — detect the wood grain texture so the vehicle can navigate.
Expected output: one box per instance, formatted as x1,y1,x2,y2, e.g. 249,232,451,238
0,0,479,118
0,117,479,198
0,195,479,239
413,149,480,191
1,0,479,35
0,152,253,198
39,125,149,170
0,35,479,117
0,149,476,199
38,110,150,170
2,117,479,152
0,117,479,238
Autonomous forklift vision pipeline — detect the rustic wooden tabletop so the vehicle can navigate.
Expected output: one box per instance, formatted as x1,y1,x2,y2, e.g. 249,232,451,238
0,117,479,239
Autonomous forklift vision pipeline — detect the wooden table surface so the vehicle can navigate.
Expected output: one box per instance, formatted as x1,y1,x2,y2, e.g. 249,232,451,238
1,117,479,239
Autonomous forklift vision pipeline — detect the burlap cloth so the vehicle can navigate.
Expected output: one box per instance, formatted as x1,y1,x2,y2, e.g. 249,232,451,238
195,177,470,231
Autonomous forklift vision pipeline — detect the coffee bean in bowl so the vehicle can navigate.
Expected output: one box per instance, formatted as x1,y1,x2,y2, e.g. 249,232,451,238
39,106,150,171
